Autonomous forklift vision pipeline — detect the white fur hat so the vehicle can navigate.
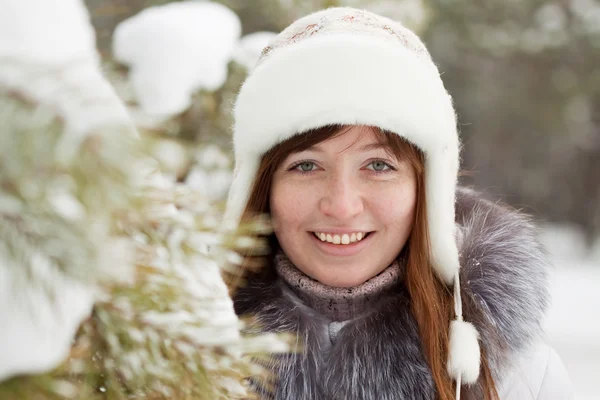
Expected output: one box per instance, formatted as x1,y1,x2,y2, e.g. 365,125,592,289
225,7,480,391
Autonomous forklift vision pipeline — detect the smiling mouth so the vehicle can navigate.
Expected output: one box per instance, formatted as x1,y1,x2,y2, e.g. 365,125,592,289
312,231,373,245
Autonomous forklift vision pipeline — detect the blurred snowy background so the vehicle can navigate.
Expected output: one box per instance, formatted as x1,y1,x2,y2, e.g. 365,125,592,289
1,0,598,398
541,225,600,400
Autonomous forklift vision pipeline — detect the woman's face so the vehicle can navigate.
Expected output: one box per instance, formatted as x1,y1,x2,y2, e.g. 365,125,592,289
270,126,417,287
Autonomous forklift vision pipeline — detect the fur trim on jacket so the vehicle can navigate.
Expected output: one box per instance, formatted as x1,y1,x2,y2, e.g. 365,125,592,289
233,187,551,399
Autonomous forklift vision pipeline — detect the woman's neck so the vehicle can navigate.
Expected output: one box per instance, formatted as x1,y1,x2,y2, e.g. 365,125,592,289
274,252,404,321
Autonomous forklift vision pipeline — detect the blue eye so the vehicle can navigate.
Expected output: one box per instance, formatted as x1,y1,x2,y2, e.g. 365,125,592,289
295,161,317,172
367,160,391,171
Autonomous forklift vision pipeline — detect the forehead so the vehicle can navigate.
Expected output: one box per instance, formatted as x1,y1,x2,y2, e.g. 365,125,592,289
306,125,387,153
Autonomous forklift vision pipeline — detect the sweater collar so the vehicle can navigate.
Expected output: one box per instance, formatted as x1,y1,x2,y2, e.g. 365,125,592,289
274,252,404,321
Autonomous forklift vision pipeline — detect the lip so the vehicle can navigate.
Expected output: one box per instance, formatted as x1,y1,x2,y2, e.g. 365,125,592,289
309,231,373,257
311,228,369,235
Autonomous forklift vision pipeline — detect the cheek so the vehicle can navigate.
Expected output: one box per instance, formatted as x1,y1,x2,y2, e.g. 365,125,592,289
270,180,313,231
374,182,417,228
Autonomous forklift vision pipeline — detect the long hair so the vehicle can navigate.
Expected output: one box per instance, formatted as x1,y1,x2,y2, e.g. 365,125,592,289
236,124,498,399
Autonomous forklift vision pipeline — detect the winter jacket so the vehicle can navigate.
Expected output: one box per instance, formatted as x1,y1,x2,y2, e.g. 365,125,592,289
234,187,574,399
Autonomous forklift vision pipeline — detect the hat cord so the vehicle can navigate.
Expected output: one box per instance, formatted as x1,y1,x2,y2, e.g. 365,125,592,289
453,270,463,400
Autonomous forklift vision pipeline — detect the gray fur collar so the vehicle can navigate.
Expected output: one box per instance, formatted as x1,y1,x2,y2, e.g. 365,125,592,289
234,187,551,399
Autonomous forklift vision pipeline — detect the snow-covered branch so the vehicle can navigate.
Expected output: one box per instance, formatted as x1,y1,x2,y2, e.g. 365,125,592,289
0,1,287,398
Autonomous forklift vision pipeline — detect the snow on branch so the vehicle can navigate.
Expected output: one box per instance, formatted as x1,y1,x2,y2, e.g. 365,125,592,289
113,2,242,117
0,0,140,382
0,0,134,143
0,1,288,398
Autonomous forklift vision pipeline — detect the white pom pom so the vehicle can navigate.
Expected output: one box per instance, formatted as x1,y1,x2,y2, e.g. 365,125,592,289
447,319,481,384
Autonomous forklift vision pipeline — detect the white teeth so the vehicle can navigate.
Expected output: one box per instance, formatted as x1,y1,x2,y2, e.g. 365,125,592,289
314,232,368,245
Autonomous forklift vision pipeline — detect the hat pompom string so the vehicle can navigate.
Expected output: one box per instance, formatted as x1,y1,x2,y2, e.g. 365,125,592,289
447,270,481,399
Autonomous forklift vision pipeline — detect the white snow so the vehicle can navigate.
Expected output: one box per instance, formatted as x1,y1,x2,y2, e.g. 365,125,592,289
0,251,96,382
113,2,242,117
0,0,96,66
545,260,600,399
541,225,600,399
0,0,131,383
570,0,600,35
233,31,277,70
47,189,87,221
186,168,232,201
535,3,567,33
186,145,233,201
0,0,134,145
152,139,189,176
196,144,231,169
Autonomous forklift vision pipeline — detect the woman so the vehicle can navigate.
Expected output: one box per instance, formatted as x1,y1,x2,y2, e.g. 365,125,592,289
224,7,573,400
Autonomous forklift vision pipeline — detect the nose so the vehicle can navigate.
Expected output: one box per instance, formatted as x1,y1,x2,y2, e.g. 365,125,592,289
319,173,364,221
